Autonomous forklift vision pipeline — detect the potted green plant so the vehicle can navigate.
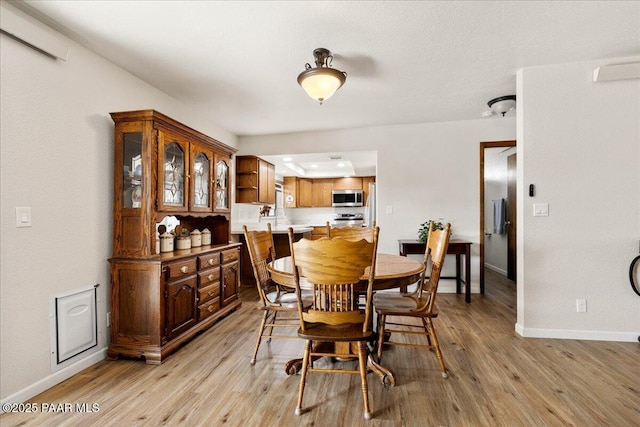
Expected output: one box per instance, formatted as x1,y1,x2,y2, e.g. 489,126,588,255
417,220,444,243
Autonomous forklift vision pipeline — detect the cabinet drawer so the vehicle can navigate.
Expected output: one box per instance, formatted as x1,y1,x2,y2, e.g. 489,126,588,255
221,248,239,264
198,282,220,304
199,268,220,287
165,258,197,280
198,298,220,321
198,253,220,270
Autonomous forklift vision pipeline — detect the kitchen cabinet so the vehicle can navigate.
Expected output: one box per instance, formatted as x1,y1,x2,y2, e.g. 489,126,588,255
312,178,333,207
299,178,313,207
235,155,275,204
362,176,376,203
283,176,312,207
283,175,375,208
108,109,240,364
284,176,297,207
332,177,363,191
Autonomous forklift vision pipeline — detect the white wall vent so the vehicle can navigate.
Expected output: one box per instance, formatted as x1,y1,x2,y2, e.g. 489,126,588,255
50,285,99,372
0,2,69,60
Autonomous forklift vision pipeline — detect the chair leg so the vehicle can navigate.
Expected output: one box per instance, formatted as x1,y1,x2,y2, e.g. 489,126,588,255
295,339,312,416
357,341,372,420
250,310,269,365
424,318,433,347
267,311,278,342
425,317,448,378
376,314,386,362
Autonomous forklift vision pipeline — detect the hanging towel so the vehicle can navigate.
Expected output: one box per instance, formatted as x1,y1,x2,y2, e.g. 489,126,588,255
493,198,506,234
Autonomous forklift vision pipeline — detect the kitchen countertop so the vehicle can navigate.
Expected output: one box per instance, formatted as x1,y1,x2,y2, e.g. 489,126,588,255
231,225,313,235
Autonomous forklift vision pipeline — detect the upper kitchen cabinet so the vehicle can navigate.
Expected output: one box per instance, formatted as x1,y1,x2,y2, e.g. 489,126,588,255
362,176,376,202
312,178,333,207
111,109,237,258
332,177,363,190
284,176,312,207
235,155,275,204
283,176,376,208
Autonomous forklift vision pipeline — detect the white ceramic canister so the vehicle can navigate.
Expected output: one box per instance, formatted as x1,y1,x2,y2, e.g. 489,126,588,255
160,231,174,253
176,235,191,250
156,231,161,254
201,228,211,245
190,229,202,247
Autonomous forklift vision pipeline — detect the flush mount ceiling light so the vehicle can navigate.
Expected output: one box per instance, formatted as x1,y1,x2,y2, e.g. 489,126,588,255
485,95,516,117
297,48,347,105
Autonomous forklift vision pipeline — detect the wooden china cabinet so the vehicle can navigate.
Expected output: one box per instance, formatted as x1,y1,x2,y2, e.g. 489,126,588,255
108,110,240,364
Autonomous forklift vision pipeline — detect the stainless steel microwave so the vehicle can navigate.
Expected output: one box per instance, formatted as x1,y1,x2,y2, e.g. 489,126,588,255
332,189,364,207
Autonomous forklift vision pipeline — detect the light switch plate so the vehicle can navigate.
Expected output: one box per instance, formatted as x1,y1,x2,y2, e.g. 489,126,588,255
533,203,549,217
16,207,32,227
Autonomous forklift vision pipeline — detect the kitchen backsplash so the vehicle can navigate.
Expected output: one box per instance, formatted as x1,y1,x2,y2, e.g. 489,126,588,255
232,203,363,227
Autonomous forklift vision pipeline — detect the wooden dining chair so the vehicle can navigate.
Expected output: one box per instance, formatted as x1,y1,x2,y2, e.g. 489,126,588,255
328,224,376,242
288,227,380,420
373,222,452,378
243,223,302,365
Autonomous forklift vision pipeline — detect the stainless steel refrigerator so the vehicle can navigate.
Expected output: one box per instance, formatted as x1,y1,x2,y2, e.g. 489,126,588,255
364,182,376,227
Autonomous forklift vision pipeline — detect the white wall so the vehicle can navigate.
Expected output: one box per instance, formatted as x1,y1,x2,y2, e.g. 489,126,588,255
516,57,640,341
238,118,517,289
0,11,237,401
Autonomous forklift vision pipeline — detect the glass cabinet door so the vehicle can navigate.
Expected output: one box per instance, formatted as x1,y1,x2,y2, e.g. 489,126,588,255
122,132,143,209
190,144,213,212
158,131,188,211
214,155,230,212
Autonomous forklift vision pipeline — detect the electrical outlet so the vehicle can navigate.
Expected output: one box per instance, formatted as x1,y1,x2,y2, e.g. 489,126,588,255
576,299,587,313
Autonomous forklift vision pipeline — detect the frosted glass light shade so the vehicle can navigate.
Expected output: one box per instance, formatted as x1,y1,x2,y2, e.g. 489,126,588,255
298,67,346,103
488,95,516,116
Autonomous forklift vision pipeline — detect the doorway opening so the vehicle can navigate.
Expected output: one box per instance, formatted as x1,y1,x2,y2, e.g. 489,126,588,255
480,140,517,293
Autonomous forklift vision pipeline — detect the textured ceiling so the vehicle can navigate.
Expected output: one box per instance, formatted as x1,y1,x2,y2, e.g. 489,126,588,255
15,0,640,136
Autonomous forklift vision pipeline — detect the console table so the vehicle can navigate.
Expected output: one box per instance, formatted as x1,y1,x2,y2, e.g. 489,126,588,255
398,239,473,303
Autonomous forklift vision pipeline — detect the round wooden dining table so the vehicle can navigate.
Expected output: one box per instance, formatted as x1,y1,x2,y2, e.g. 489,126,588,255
267,253,425,386
268,253,425,291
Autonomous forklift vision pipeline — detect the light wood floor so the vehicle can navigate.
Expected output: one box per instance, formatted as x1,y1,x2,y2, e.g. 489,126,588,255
2,270,639,426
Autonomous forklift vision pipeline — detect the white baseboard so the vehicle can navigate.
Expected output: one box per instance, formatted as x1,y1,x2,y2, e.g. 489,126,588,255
515,323,639,343
484,263,507,276
1,347,107,408
438,282,480,294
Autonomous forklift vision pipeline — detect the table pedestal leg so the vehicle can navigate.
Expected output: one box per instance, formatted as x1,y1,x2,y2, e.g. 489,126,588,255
284,341,396,387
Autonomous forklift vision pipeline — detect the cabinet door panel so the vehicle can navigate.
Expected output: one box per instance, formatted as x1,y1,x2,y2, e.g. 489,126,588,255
111,261,162,345
333,177,363,190
214,154,230,212
158,130,189,212
221,261,239,306
166,276,197,339
190,144,213,212
284,176,298,207
312,178,332,207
